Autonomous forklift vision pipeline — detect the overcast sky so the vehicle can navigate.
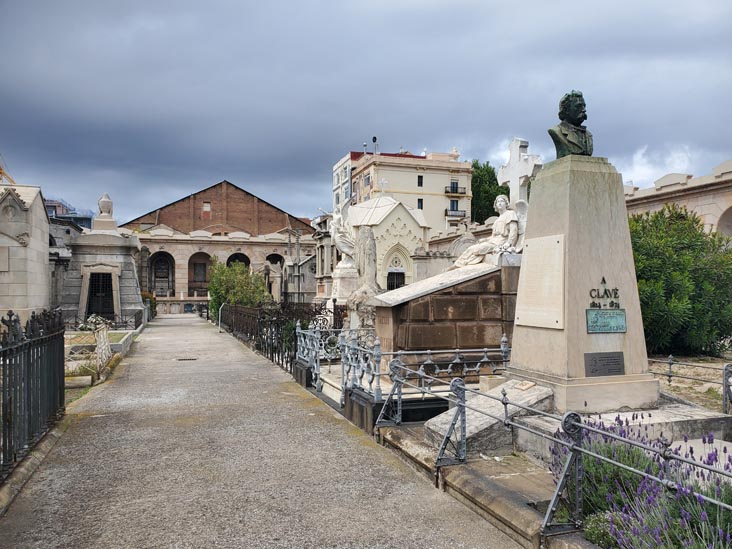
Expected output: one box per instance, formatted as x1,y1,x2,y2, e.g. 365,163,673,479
1,1,730,224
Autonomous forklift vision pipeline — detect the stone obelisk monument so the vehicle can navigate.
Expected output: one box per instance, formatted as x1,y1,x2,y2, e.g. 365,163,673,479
508,91,659,413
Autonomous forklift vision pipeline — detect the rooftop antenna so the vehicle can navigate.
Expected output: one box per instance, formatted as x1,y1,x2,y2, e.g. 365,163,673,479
372,136,379,155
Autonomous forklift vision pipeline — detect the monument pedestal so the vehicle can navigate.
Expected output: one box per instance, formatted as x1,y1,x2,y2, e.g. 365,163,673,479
330,261,359,305
508,156,659,413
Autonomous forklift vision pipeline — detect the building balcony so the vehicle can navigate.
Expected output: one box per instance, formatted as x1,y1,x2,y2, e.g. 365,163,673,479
188,282,209,297
445,209,467,218
444,186,467,195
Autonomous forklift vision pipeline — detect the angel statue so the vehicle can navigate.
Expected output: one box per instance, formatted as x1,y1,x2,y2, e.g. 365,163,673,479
331,202,356,269
449,195,528,269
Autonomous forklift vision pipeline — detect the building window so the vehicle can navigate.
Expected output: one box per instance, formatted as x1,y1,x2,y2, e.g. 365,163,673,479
417,175,423,187
450,179,459,193
202,202,211,212
417,198,423,209
193,263,206,282
387,272,406,291
365,174,371,187
450,199,459,211
335,194,340,205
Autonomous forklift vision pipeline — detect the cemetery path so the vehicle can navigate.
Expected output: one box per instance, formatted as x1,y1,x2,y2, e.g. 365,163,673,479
0,315,519,549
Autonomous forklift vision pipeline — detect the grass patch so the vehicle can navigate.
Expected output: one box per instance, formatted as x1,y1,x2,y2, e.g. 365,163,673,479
65,386,91,405
65,331,129,344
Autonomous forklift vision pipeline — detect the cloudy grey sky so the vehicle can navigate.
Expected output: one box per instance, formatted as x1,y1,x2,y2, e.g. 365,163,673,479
1,1,730,223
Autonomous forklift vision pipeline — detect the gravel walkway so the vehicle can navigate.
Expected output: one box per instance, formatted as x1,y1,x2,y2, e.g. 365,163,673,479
0,315,518,548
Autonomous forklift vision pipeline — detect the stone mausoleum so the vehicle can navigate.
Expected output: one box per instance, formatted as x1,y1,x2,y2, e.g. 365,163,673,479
0,183,50,322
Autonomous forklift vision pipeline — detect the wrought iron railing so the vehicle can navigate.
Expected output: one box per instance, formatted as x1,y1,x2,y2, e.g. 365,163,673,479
62,310,143,331
1,310,65,483
295,325,342,391
339,335,510,404
445,209,466,217
444,186,467,194
220,302,333,372
648,355,732,413
375,359,732,541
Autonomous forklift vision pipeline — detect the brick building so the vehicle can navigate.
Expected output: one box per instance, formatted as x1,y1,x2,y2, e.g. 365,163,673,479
120,180,316,311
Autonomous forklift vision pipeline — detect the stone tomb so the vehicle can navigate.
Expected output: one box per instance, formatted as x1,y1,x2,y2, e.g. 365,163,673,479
508,155,659,413
368,262,519,354
60,194,143,322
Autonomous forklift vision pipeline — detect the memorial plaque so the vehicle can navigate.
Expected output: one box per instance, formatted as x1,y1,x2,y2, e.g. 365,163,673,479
514,235,565,329
586,309,627,333
584,352,625,377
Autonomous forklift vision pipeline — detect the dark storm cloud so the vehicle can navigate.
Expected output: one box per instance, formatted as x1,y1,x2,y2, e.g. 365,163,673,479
1,1,730,222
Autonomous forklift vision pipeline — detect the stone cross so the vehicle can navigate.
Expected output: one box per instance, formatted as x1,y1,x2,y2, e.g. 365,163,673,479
498,138,542,203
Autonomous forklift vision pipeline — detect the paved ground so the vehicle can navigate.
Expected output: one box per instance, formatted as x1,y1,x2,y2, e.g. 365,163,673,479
0,315,518,548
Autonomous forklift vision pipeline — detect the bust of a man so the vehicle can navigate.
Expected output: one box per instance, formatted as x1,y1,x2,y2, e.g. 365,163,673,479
548,90,593,159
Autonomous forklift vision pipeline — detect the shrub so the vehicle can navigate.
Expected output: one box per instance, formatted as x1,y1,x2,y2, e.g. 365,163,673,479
629,204,732,355
208,258,272,314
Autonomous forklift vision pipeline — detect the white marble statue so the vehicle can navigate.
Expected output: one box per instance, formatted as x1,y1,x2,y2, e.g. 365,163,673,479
331,203,356,268
449,195,527,269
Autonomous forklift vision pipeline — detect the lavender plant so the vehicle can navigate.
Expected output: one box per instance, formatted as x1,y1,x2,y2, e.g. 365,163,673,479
551,415,732,548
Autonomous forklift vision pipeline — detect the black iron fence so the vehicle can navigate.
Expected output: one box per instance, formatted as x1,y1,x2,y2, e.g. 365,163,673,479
1,310,65,483
220,302,335,371
62,310,143,331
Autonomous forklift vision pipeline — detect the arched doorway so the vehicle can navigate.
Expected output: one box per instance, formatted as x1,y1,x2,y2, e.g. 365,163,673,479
149,251,175,297
266,253,284,267
188,252,211,297
227,253,250,267
383,245,412,291
718,206,732,237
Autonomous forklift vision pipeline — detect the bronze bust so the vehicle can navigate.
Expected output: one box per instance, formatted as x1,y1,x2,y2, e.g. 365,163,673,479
548,90,593,159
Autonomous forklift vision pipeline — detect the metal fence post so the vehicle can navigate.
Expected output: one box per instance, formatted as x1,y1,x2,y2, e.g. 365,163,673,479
542,411,584,537
724,363,732,415
373,337,382,402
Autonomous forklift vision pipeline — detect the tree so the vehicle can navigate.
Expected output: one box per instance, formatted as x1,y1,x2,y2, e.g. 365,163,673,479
208,258,272,314
629,205,732,355
471,159,509,223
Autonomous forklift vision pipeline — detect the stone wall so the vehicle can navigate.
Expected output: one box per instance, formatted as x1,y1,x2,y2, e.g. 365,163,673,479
0,185,50,322
122,180,314,236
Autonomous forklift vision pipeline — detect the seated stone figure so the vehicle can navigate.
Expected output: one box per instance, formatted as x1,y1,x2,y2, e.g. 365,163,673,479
450,195,518,269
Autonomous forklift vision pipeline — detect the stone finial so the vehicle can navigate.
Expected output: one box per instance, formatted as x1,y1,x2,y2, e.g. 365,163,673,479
92,192,119,232
98,193,113,216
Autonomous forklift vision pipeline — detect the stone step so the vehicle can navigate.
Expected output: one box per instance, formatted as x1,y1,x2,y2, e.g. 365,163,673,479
424,378,553,456
65,376,92,388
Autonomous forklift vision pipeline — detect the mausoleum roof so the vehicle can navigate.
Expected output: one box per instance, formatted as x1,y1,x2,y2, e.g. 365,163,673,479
367,263,499,307
349,196,429,228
